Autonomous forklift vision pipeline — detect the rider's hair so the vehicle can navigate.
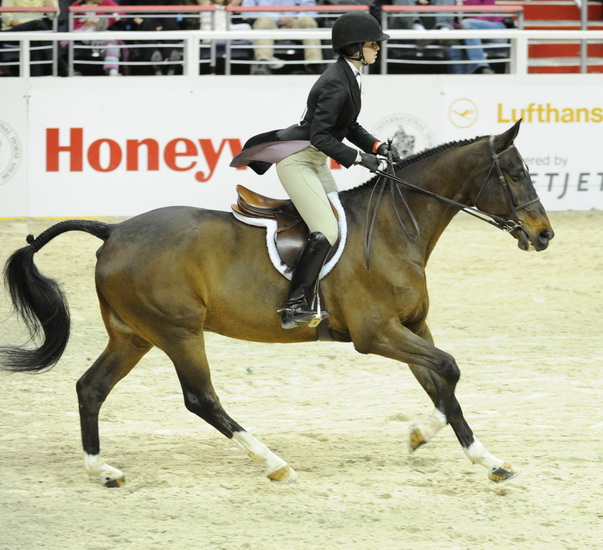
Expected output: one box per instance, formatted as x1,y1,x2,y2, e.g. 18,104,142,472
339,43,360,58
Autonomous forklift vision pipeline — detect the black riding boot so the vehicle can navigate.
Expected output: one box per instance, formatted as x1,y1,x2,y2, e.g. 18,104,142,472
280,232,332,329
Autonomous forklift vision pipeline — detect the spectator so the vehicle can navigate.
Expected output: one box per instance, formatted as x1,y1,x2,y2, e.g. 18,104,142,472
1,0,59,76
447,0,510,74
57,0,73,30
240,0,322,74
389,0,455,34
69,0,124,75
122,0,183,75
198,0,251,41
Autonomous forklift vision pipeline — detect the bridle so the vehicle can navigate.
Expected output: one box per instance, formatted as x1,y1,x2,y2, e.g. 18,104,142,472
365,135,541,268
474,135,541,225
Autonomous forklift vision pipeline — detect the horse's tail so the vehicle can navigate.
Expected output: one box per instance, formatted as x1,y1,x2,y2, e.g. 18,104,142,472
0,220,114,373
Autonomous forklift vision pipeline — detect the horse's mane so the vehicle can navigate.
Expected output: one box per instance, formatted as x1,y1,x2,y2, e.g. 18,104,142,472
343,135,486,194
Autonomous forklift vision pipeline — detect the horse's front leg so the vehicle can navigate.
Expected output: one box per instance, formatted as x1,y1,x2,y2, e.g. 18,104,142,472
352,320,519,483
407,366,520,483
406,324,518,481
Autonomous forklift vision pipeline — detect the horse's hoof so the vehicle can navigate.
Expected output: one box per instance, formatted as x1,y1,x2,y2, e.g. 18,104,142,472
267,464,297,483
409,425,427,453
85,455,126,488
104,475,126,488
489,462,520,483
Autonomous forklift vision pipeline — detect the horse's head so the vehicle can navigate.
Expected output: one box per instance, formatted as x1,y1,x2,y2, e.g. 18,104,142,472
473,120,554,251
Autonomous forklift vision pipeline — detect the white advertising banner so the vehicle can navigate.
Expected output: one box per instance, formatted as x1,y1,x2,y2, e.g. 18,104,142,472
0,81,28,217
0,74,601,218
438,80,603,211
363,75,602,212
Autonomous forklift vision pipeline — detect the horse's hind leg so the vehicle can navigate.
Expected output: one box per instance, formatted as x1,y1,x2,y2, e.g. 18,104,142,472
407,325,519,483
163,337,297,483
77,327,152,487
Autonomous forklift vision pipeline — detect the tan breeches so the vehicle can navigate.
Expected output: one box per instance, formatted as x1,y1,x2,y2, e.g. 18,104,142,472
252,16,322,62
276,147,339,246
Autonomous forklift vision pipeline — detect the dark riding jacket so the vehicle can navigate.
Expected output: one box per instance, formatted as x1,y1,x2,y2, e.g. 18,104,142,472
230,57,379,175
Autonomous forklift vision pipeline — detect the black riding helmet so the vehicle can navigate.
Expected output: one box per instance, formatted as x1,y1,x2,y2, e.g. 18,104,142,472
332,11,390,64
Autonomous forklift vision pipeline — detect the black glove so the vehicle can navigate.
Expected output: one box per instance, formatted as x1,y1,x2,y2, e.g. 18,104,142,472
377,142,402,163
357,152,380,172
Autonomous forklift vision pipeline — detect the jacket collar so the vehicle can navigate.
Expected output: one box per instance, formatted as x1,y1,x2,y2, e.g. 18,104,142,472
336,56,361,111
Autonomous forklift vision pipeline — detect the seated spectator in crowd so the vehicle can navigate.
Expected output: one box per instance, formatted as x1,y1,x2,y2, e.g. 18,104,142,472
240,0,322,75
122,0,183,75
198,0,251,43
389,0,454,33
447,0,510,74
69,0,124,75
1,0,58,76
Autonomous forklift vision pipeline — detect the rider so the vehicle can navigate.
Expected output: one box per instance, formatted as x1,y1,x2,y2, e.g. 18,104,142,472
231,11,402,330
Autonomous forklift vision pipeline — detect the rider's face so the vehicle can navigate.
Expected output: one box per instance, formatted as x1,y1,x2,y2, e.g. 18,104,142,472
362,41,380,64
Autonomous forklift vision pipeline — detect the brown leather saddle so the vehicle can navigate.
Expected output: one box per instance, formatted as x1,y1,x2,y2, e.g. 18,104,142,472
231,185,338,269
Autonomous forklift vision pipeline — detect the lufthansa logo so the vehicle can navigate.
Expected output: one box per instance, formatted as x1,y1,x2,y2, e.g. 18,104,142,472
373,113,436,159
0,120,22,185
448,98,479,128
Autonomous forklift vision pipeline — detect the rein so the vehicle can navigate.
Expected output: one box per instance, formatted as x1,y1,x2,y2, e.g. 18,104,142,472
365,135,538,268
364,160,420,268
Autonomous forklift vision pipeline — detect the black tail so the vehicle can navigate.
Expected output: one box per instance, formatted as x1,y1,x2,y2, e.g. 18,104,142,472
0,220,114,373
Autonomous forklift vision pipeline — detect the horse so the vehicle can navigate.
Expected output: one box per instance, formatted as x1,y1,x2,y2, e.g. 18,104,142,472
0,120,554,488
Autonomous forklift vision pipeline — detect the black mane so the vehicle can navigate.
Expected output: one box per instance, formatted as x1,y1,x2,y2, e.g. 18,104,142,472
343,135,485,194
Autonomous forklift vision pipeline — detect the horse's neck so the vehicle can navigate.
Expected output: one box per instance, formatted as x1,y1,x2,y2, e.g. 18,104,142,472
396,156,470,259
341,178,451,271
343,144,480,267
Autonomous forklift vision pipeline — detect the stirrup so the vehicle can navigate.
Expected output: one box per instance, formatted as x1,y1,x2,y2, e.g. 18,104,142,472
278,304,329,330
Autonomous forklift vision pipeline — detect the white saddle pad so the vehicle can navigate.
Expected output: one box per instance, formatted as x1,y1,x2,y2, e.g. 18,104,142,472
231,192,347,281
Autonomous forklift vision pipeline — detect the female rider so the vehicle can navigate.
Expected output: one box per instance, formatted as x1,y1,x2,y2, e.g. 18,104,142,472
231,11,401,330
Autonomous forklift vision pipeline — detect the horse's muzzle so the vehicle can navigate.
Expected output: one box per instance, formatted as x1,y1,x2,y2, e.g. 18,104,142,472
516,226,554,251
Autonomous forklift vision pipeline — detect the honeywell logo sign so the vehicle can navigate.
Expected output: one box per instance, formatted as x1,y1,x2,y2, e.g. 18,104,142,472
46,128,246,182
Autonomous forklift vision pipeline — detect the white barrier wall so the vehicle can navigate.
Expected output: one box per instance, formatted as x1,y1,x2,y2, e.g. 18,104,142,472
0,73,601,218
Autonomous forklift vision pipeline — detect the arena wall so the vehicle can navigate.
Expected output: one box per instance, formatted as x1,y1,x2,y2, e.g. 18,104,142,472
0,73,601,218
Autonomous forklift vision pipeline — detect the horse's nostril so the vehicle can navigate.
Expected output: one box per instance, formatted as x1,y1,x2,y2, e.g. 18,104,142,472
539,229,554,243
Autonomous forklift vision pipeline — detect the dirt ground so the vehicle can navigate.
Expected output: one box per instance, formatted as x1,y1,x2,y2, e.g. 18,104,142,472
0,210,602,550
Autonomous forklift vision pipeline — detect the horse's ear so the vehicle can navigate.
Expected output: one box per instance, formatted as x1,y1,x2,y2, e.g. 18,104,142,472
494,119,522,152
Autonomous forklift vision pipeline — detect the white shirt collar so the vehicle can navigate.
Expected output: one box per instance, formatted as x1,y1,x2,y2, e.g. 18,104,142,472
344,58,361,77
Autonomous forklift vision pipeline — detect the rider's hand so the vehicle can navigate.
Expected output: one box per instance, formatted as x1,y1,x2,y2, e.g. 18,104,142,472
377,142,402,163
356,152,380,172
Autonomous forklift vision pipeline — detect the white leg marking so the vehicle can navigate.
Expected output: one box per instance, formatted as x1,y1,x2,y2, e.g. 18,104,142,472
421,408,448,441
84,453,125,486
464,437,504,471
410,407,448,451
232,431,297,482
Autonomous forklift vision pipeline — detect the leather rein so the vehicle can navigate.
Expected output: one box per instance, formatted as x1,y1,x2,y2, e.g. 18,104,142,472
364,135,540,268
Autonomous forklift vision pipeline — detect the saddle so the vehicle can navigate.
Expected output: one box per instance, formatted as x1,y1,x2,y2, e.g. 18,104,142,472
231,185,338,269
232,185,309,268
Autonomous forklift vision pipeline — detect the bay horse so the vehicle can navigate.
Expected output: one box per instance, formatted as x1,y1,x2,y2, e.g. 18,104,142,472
0,120,553,488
